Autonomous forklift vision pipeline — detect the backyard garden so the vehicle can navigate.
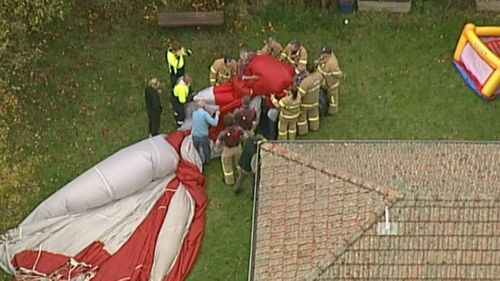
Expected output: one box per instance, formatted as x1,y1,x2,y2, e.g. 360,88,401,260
1,0,499,280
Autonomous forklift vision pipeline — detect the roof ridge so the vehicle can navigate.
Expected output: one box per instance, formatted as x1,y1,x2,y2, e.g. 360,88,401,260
260,143,404,281
304,200,399,281
260,143,403,202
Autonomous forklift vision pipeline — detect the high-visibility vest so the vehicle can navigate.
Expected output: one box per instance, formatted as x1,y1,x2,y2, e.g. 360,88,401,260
166,48,191,74
173,79,190,104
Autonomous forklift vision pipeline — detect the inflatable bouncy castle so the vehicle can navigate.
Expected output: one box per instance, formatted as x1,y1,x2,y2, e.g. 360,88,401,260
0,133,207,281
453,23,500,100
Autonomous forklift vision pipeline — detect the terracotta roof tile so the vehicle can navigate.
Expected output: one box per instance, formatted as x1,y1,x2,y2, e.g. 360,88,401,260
251,142,500,281
317,199,500,280
252,143,399,281
279,142,500,199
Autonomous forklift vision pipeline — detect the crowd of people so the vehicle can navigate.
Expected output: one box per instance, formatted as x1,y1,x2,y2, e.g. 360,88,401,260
144,38,343,196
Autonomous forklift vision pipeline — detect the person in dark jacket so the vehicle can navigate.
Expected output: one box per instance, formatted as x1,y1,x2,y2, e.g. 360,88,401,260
145,78,163,137
234,134,265,197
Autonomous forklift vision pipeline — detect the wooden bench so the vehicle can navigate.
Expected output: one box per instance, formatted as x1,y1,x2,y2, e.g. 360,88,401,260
157,11,224,27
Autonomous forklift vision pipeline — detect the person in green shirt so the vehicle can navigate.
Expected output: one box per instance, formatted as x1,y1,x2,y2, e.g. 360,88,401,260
234,134,265,197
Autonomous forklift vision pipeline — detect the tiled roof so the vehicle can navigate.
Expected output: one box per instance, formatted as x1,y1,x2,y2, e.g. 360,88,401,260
317,199,500,280
252,143,401,281
280,142,500,199
251,141,500,281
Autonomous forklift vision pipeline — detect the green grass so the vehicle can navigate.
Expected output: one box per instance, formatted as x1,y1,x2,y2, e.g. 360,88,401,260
2,2,500,280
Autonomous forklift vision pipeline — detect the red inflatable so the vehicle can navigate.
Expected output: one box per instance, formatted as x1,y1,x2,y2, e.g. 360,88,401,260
232,55,295,99
248,55,295,95
209,55,295,140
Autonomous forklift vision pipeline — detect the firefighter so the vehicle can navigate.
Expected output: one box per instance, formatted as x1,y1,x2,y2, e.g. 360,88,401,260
234,96,257,138
317,47,343,115
271,88,301,140
280,40,308,74
260,37,283,58
171,75,193,127
209,57,237,86
166,42,192,87
144,78,163,137
216,114,245,185
297,65,324,135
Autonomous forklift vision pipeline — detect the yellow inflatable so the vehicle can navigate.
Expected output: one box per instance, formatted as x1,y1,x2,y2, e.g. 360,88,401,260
453,23,500,100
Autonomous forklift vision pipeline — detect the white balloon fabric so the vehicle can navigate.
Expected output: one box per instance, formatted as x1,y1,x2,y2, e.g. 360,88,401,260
0,133,207,281
21,135,179,225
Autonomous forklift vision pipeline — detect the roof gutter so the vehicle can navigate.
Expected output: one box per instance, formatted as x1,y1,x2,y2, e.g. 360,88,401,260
247,140,264,281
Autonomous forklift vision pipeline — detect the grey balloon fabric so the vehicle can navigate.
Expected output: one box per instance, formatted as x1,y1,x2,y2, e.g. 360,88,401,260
21,135,179,225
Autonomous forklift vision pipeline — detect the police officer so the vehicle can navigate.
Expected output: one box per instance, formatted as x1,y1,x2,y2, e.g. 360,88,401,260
234,96,257,138
297,65,324,135
216,114,245,185
271,88,301,140
260,37,283,59
209,57,237,86
171,75,193,127
144,78,163,137
281,40,308,74
317,47,343,115
166,42,192,87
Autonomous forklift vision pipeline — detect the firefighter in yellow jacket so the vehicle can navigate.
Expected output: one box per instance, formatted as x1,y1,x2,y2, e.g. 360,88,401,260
260,37,283,58
317,47,343,115
271,89,301,140
216,114,245,185
297,65,324,136
209,57,237,86
280,40,308,74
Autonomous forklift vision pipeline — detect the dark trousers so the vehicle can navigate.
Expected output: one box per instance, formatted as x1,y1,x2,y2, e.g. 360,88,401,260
169,68,185,88
170,95,186,127
234,168,256,197
147,111,161,136
192,135,211,164
257,100,278,140
268,119,278,140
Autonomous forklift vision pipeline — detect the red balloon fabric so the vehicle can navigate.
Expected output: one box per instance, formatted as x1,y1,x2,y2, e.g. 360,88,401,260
209,55,295,140
11,133,207,281
247,55,295,95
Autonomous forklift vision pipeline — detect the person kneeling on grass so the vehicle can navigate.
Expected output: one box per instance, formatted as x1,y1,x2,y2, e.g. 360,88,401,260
234,134,266,197
216,114,245,185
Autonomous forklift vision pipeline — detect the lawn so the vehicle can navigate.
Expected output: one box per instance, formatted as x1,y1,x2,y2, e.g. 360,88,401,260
2,1,500,280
